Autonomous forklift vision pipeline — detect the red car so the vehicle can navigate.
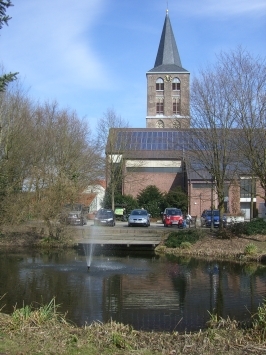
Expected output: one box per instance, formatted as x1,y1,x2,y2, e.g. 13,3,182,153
162,208,184,227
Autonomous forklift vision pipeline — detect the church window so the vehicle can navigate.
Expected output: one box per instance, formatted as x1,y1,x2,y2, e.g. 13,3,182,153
156,78,164,91
172,77,180,91
173,98,180,114
156,99,164,114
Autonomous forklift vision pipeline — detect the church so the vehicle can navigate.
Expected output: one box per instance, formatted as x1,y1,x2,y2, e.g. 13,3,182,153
106,11,264,220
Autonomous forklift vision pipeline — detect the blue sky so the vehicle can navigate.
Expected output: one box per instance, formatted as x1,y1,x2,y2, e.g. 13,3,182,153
1,0,265,134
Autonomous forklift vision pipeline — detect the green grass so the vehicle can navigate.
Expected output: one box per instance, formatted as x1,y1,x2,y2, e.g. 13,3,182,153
10,298,65,328
252,298,266,342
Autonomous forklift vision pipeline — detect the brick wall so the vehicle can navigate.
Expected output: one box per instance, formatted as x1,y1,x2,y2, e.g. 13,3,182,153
124,172,185,198
146,72,190,128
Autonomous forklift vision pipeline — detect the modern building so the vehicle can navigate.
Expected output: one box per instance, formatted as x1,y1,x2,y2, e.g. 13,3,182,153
106,11,264,220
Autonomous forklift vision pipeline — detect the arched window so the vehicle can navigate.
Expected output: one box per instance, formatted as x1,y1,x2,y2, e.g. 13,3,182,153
173,98,180,114
156,78,164,91
156,98,164,114
172,77,180,91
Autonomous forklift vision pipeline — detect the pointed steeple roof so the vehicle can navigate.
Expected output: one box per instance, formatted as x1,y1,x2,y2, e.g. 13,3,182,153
148,11,188,73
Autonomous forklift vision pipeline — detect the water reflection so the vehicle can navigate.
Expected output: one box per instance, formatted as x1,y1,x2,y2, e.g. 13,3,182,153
0,247,265,332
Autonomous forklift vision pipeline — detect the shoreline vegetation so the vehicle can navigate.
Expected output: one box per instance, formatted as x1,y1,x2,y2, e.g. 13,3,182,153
1,296,266,355
1,219,266,354
1,219,266,262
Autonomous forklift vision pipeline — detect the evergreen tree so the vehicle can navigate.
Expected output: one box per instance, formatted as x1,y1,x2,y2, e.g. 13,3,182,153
137,185,164,218
0,1,18,92
164,187,188,212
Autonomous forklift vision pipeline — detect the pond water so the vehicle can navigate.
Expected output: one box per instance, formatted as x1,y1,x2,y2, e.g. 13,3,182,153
0,245,266,333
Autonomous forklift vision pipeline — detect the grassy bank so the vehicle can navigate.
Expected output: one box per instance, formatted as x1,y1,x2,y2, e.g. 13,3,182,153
1,298,266,355
156,219,266,262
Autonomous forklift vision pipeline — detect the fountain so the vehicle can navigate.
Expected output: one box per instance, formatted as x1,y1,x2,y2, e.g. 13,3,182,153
83,243,95,269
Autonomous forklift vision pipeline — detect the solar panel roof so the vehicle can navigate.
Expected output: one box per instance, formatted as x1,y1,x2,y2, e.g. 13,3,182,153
114,129,191,151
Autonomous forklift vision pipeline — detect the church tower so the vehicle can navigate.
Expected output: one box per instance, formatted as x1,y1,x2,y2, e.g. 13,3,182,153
146,11,190,129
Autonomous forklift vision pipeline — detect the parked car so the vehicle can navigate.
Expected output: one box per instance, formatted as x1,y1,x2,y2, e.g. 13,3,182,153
128,209,150,227
200,209,226,228
94,208,115,226
60,203,88,225
162,208,184,227
67,211,87,226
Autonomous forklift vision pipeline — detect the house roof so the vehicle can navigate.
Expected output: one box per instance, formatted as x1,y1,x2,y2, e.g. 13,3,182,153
148,11,189,74
78,193,97,206
106,128,191,154
106,128,247,154
123,150,184,160
94,180,106,189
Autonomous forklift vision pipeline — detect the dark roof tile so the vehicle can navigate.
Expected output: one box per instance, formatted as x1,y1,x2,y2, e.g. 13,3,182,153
148,12,188,73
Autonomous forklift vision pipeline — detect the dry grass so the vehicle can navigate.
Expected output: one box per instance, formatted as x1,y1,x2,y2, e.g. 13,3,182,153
0,222,78,249
156,230,266,262
1,312,266,355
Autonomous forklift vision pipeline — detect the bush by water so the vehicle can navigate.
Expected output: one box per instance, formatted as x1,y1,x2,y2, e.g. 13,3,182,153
164,229,204,248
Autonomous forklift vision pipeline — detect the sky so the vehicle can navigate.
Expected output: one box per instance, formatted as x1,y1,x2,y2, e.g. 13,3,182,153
0,0,265,134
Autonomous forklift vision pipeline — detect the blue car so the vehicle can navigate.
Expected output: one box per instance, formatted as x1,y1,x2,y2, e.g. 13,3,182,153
200,210,226,228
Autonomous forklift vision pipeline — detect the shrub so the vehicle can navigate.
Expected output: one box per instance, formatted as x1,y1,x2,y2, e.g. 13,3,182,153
226,218,266,237
226,222,249,236
10,298,64,328
252,299,266,341
180,241,192,249
244,243,257,255
164,229,203,248
244,218,266,235
215,228,234,239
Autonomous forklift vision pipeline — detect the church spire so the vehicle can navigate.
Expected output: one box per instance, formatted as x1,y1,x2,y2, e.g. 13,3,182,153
149,11,188,73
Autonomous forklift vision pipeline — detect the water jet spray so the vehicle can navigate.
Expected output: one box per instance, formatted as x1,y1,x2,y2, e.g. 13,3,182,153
83,243,94,269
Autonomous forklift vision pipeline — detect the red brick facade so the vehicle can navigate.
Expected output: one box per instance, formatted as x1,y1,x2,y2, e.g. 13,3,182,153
123,172,185,197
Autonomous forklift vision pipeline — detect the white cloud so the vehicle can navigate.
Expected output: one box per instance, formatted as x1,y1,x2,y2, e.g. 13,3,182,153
0,0,112,91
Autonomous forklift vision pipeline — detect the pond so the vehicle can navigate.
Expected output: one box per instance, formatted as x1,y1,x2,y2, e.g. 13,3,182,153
0,245,266,333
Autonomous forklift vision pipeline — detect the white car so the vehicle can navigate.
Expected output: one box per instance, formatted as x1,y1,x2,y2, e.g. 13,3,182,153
128,209,150,227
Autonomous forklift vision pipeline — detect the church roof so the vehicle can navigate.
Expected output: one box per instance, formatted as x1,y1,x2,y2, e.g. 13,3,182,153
148,11,189,73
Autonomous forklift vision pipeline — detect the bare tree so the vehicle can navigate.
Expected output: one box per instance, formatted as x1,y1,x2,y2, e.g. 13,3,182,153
187,47,266,220
0,90,103,237
96,108,130,210
96,108,129,150
21,101,102,236
0,81,34,223
188,53,239,216
224,48,266,205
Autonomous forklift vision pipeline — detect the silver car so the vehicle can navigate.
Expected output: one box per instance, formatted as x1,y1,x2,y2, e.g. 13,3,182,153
128,209,150,227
